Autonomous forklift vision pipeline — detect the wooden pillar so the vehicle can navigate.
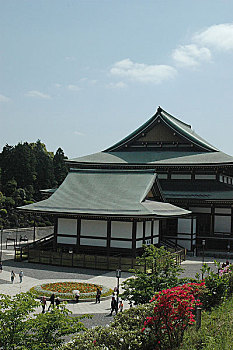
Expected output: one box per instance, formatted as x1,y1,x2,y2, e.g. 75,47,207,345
143,221,146,244
191,216,194,252
77,218,81,249
210,205,215,237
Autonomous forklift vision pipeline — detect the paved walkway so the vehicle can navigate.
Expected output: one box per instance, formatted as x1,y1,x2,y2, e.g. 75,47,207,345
0,248,227,316
0,248,132,315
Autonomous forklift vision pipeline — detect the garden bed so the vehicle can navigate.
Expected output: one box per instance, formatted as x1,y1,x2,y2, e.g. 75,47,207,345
30,281,113,302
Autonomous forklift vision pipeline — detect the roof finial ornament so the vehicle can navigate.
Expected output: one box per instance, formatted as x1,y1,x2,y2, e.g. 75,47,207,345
157,106,162,114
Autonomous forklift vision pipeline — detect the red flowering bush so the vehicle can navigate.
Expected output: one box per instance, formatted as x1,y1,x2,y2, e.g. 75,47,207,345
142,283,205,349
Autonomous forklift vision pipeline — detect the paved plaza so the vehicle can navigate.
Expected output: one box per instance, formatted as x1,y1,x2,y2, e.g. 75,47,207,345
0,246,227,327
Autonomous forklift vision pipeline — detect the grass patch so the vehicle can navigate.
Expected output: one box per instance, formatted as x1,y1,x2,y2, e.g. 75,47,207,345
179,296,233,350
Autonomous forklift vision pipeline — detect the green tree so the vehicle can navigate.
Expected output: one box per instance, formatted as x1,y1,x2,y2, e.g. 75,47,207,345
33,140,56,199
120,245,182,305
53,147,68,186
0,292,87,350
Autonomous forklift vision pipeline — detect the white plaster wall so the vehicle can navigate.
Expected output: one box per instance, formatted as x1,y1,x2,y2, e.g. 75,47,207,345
80,238,106,247
157,174,168,179
189,207,211,213
215,208,231,214
178,218,191,233
153,237,159,244
214,216,231,233
81,220,107,237
193,218,196,234
145,221,151,237
136,222,143,239
57,236,77,245
111,221,132,239
136,240,143,249
110,240,132,249
195,174,216,180
57,218,77,235
171,174,191,179
153,221,159,236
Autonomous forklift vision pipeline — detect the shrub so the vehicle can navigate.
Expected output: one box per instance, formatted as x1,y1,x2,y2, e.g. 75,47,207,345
142,283,204,350
200,263,233,310
61,303,157,350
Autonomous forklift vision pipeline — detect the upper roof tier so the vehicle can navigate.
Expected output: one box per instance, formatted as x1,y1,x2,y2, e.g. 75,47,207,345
105,107,218,152
18,169,190,218
68,107,233,167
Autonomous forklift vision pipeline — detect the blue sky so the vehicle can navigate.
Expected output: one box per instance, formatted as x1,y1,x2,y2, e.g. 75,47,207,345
1,0,233,158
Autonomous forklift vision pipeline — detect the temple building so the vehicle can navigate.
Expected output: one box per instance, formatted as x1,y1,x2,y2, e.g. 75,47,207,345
19,107,233,256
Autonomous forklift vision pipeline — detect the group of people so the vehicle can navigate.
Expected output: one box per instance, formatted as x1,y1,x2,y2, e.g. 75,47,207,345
41,293,60,313
110,294,123,315
10,270,24,283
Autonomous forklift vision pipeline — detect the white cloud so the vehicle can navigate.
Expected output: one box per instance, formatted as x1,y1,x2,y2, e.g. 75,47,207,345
74,131,85,136
107,81,127,89
67,84,81,91
194,23,233,51
65,56,75,61
25,90,51,99
54,83,62,88
0,94,10,102
172,44,211,67
110,58,177,84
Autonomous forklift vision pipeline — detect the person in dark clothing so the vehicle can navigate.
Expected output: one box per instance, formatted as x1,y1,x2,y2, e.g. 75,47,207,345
110,297,117,316
96,288,101,303
55,297,60,308
48,293,55,310
41,296,46,313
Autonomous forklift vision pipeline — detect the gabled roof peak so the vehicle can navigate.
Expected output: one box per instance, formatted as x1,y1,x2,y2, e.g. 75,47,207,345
105,106,218,153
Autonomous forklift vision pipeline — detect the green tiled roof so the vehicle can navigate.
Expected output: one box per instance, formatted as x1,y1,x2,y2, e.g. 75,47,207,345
68,150,233,166
160,180,233,201
18,169,190,218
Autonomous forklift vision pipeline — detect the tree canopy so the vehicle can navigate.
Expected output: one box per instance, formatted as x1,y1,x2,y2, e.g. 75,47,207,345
0,292,87,350
0,141,68,228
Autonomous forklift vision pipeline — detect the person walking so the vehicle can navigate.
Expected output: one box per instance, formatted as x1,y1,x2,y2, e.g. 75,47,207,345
0,261,2,273
75,290,80,303
48,293,55,310
11,270,15,283
55,297,60,308
41,296,47,313
96,288,101,303
110,297,117,316
19,270,24,283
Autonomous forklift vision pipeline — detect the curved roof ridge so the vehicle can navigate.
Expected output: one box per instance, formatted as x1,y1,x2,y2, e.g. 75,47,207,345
160,108,191,129
159,108,218,152
104,109,158,152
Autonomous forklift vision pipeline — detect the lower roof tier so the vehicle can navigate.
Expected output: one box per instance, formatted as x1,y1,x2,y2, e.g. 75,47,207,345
160,180,233,201
18,168,190,218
